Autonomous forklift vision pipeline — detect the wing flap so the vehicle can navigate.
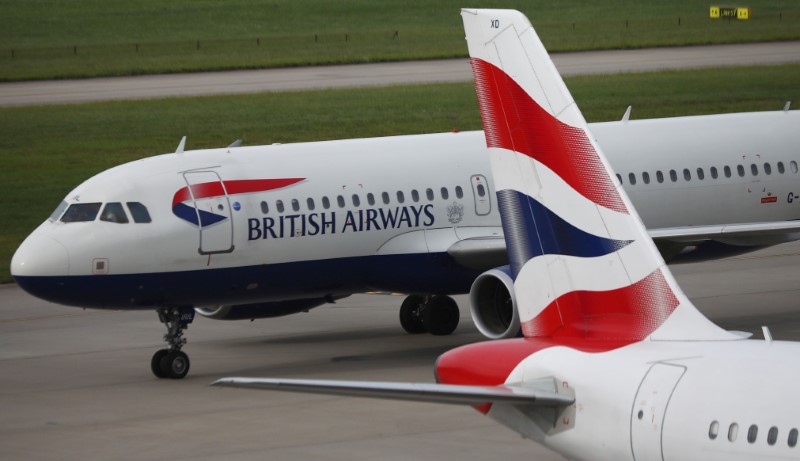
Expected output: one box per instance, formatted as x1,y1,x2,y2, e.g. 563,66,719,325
211,377,574,407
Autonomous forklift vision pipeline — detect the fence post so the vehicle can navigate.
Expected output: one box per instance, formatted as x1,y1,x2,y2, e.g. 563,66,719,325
625,19,628,28
196,40,200,50
135,43,139,53
11,49,14,58
345,33,349,42
315,34,318,42
678,16,681,25
73,46,77,55
257,37,260,46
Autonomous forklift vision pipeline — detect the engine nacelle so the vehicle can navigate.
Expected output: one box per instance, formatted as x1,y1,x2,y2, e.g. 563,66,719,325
196,296,345,321
469,266,520,339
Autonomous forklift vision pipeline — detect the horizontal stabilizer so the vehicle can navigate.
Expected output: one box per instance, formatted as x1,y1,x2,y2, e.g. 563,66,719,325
211,377,574,407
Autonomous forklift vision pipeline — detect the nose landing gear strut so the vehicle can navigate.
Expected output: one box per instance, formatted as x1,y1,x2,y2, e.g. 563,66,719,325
151,307,194,379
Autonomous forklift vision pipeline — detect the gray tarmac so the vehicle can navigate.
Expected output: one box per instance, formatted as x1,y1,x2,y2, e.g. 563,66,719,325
1,41,799,107
2,240,800,460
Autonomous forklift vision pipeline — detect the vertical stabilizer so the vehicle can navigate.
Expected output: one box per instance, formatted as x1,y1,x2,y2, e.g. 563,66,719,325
461,9,735,342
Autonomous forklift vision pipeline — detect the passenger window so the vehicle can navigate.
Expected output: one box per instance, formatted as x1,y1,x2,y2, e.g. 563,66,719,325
748,425,758,444
396,191,405,203
751,164,758,176
616,174,623,184
337,195,345,208
709,421,719,440
656,171,664,183
260,201,269,214
642,172,650,184
792,161,798,173
455,186,463,199
367,193,375,206
710,167,718,179
322,197,331,209
724,166,732,178
669,170,677,182
382,192,390,205
441,187,449,200
737,165,745,177
276,200,285,213
426,188,434,201
778,162,786,174
352,194,360,207
126,202,151,223
291,199,300,212
729,423,739,442
307,198,315,211
764,163,772,175
697,168,705,180
100,202,129,224
411,189,420,202
628,173,637,185
768,427,778,446
477,184,486,197
789,428,798,447
49,201,69,222
683,168,691,181
61,203,102,223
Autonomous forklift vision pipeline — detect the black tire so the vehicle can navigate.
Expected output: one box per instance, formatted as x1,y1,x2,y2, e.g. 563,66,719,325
151,349,170,378
423,295,460,336
160,350,190,379
399,294,427,334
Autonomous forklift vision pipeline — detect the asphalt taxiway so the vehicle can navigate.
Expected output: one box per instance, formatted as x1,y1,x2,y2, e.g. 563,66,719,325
2,240,800,460
1,41,798,107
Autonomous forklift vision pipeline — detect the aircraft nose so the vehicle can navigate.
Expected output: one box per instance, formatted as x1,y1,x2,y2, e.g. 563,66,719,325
11,234,70,278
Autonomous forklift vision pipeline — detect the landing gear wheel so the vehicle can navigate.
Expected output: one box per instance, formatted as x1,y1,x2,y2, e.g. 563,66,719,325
152,307,194,379
423,295,460,336
160,350,190,379
400,294,427,334
151,349,170,378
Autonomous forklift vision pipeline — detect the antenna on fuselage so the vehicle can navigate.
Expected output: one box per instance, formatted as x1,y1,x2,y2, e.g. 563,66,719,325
175,136,187,154
621,105,632,123
784,101,792,112
227,139,243,148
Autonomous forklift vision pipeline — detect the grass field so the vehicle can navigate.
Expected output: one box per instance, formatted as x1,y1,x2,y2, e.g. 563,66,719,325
1,0,799,80
1,63,798,283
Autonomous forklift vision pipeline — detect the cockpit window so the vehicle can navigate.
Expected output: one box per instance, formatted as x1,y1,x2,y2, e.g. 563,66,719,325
61,203,102,223
126,202,152,223
100,202,129,223
49,201,69,222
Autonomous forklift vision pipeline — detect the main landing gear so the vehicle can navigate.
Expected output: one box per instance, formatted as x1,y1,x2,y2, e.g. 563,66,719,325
399,294,460,336
151,307,195,379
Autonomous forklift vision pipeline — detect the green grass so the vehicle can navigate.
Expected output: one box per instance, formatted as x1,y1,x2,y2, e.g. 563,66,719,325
1,63,799,283
1,0,799,80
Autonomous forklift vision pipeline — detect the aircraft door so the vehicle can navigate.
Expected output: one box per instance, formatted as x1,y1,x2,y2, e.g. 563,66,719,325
182,170,235,255
470,174,492,216
630,363,686,461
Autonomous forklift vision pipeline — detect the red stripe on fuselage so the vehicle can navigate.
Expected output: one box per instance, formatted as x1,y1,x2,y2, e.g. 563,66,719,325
469,58,627,214
435,337,631,414
172,178,304,208
522,269,679,340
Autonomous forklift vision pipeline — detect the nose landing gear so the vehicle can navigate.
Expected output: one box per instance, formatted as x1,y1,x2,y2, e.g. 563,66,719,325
151,307,194,379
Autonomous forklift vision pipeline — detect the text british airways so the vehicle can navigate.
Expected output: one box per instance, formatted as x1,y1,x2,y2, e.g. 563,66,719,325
248,204,435,240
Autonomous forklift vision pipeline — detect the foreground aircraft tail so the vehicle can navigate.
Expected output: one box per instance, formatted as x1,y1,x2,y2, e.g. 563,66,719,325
461,8,734,342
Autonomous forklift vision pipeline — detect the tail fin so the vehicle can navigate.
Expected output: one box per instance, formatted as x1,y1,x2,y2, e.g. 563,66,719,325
461,9,735,342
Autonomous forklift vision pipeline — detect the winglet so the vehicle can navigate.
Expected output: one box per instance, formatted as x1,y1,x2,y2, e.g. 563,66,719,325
461,9,736,342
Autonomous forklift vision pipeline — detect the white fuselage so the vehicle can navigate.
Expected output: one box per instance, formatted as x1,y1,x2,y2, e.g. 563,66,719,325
488,339,800,461
11,111,800,309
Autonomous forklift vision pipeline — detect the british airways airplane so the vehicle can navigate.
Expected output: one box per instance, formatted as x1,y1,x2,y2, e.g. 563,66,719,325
214,10,800,459
10,48,800,382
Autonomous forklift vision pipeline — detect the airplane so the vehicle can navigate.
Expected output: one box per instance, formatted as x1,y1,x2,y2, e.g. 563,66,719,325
212,9,800,460
10,47,800,383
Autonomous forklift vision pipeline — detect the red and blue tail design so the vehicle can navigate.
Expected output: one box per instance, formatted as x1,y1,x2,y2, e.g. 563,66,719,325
462,9,733,342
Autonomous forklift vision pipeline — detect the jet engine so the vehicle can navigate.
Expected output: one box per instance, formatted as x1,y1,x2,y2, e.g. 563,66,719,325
195,296,346,321
469,266,520,339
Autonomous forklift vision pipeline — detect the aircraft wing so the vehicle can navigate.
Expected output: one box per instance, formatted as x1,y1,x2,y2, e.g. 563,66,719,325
448,221,800,269
649,220,800,243
211,377,574,407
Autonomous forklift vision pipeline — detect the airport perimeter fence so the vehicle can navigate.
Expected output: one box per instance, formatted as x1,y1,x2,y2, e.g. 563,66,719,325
4,11,797,60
